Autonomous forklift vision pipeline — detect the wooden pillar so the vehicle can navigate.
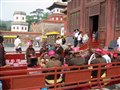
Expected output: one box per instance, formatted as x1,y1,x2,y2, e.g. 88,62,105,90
80,0,85,32
111,0,116,40
67,2,71,36
106,0,112,46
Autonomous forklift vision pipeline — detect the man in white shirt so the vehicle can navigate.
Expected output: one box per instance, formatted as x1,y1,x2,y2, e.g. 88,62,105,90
73,29,79,47
56,36,62,45
117,37,120,51
14,35,22,53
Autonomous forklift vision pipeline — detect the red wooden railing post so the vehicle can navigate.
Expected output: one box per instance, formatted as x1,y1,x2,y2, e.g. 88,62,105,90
97,64,102,89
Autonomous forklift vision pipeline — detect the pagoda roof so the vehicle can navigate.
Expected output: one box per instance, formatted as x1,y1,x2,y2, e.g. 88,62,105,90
62,0,69,2
13,11,26,15
47,2,67,11
61,7,67,14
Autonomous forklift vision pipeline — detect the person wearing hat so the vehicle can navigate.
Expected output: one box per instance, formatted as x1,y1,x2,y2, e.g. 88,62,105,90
55,43,64,65
0,35,6,67
46,51,61,68
26,44,38,67
68,47,85,68
45,50,63,85
66,43,73,51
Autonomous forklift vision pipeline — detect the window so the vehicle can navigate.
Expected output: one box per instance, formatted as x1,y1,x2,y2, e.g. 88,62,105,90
61,18,63,21
56,17,58,20
22,17,24,20
16,17,18,19
17,27,19,29
13,27,15,29
25,27,27,30
22,27,23,30
52,17,54,20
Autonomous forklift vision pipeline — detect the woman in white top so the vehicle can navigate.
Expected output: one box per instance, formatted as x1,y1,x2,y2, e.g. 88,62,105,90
77,31,83,46
117,37,120,51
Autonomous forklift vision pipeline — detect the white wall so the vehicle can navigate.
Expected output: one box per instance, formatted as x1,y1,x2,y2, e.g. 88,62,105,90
11,25,28,32
13,14,26,22
51,8,63,13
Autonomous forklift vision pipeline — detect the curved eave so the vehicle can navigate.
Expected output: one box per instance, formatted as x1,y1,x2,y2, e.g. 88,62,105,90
11,22,28,26
62,0,69,2
47,2,67,11
61,8,67,14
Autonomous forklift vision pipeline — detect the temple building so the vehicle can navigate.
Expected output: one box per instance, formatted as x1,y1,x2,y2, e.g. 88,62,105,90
0,12,41,47
11,11,28,32
30,1,67,44
65,0,120,46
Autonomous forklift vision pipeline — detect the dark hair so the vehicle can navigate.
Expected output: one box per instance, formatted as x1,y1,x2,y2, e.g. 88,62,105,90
0,35,4,43
17,35,19,38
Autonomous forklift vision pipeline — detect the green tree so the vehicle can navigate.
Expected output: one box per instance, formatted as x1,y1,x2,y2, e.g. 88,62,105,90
41,12,49,19
0,20,11,31
0,21,7,30
30,8,44,22
26,15,36,31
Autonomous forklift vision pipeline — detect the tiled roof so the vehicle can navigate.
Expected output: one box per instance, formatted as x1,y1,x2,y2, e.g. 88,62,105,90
13,11,26,15
47,2,67,10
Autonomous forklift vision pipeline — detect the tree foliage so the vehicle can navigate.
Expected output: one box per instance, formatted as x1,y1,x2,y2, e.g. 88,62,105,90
30,8,44,22
27,8,49,31
0,20,11,31
41,12,49,19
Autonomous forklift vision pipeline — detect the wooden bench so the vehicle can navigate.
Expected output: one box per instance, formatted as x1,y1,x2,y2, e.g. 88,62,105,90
0,66,27,90
1,62,120,90
6,53,25,62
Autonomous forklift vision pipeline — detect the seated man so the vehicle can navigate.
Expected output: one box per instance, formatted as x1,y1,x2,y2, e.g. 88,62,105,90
45,50,63,85
26,44,38,67
68,47,85,66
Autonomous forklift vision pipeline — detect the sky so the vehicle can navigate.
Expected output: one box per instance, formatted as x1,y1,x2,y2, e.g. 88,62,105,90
0,0,56,21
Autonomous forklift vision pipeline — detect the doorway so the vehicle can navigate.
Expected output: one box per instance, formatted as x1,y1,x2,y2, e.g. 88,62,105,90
89,15,99,42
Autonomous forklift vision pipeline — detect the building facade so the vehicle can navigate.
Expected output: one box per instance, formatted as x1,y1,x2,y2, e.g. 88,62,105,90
67,0,120,46
1,31,41,47
30,1,67,45
11,11,28,32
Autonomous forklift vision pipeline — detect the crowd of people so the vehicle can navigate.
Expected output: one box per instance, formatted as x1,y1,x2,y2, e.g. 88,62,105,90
1,33,120,88
73,29,89,47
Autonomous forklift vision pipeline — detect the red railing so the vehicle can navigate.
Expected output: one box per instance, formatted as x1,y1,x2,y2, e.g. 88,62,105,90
0,62,120,90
